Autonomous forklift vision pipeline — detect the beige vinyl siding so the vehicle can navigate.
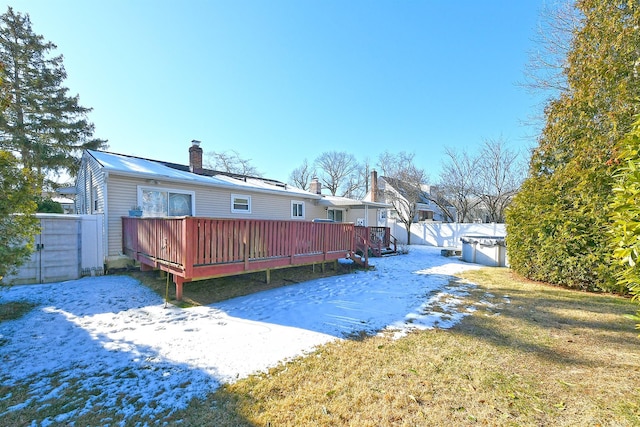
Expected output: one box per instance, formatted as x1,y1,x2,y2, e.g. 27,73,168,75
196,186,306,219
105,174,321,256
295,204,382,225
106,176,139,256
344,208,380,226
306,204,330,221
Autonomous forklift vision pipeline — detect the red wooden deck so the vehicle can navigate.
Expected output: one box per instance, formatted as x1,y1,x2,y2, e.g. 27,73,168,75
123,217,389,300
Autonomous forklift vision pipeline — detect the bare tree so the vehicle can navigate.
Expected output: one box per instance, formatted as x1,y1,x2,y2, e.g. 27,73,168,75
439,139,525,223
520,0,581,132
522,1,578,95
288,158,315,191
377,151,428,245
348,158,372,199
314,151,360,196
438,148,481,223
476,138,525,223
425,185,456,222
204,150,262,176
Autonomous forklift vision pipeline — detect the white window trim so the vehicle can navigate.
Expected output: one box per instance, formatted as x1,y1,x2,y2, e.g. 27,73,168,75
137,186,196,217
327,208,345,222
291,200,305,219
231,193,252,214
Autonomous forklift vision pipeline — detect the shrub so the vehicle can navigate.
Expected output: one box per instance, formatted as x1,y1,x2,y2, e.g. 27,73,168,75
36,198,63,213
609,117,640,325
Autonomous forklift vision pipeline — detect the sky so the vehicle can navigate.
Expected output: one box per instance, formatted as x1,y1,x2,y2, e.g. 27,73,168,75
5,1,547,184
0,246,493,423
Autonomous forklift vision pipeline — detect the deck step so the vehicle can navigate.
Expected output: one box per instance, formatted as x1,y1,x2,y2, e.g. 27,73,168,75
348,251,367,266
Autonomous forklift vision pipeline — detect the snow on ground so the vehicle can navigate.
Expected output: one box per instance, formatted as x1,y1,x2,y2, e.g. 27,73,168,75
0,245,482,424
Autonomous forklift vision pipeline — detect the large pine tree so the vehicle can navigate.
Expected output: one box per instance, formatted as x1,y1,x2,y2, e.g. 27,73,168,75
0,7,106,191
0,60,39,280
506,0,640,292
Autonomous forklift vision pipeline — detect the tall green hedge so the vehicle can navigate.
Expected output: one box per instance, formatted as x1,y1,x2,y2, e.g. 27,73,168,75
610,117,640,325
506,1,640,293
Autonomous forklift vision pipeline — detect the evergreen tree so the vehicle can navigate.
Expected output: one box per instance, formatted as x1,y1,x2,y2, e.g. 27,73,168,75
0,61,39,280
0,149,39,280
506,0,640,292
0,7,106,191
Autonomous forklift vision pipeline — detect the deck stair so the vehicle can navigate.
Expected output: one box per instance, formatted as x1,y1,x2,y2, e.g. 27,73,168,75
355,226,397,258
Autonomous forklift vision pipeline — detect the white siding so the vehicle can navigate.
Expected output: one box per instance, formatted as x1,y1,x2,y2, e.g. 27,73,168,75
75,153,108,258
75,153,106,215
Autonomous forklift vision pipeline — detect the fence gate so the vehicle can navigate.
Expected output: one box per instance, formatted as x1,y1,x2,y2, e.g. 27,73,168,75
3,214,85,285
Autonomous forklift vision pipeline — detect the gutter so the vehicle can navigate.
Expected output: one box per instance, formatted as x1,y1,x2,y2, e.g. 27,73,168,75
103,169,323,201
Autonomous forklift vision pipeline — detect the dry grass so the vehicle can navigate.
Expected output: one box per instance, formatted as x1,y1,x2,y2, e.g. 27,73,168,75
0,301,34,322
1,267,639,426
177,268,640,426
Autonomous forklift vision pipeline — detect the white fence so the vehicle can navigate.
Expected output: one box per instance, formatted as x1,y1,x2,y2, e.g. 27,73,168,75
388,220,506,247
2,214,104,285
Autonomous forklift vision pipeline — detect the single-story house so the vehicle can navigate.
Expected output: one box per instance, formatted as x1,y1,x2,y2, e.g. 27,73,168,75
75,141,389,270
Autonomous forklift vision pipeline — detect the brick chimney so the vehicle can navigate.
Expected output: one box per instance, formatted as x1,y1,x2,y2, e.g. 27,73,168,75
189,140,203,173
371,170,378,202
310,177,322,195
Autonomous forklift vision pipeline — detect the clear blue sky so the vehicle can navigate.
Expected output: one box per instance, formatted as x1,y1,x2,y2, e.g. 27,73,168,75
6,1,546,184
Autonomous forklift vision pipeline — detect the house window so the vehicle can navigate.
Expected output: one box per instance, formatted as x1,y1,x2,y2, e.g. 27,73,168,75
232,194,251,213
291,201,305,219
92,187,99,213
418,210,434,221
327,208,344,222
139,187,194,217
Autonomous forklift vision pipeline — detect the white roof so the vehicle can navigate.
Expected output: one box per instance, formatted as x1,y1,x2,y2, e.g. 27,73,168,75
317,194,390,209
87,150,318,199
52,196,74,204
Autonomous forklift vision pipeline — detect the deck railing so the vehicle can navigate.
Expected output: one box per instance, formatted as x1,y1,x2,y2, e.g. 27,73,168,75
355,226,396,257
123,217,360,298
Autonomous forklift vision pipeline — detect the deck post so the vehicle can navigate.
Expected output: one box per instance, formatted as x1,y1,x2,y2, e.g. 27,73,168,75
266,269,271,284
175,275,184,301
244,220,250,270
140,263,154,272
364,228,370,268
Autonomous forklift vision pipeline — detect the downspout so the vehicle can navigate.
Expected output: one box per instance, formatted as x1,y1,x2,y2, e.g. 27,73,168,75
103,171,109,264
364,204,369,226
82,162,87,214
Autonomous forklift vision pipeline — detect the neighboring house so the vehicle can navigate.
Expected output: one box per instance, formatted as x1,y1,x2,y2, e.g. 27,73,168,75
364,170,456,225
51,196,75,214
74,141,388,269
